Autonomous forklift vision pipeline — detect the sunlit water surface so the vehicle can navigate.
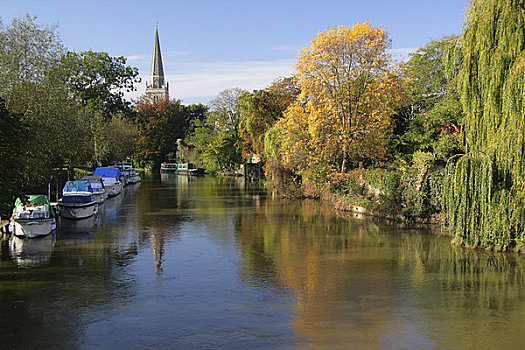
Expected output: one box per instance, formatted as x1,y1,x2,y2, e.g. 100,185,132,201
1,174,525,349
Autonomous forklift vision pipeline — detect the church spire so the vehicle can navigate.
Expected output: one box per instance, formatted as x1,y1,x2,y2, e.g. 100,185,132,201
145,23,169,102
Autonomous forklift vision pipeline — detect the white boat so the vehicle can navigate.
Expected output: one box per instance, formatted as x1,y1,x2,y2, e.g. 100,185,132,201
9,195,56,238
59,181,99,219
93,167,123,197
112,162,141,185
123,168,141,184
160,162,204,175
82,175,108,204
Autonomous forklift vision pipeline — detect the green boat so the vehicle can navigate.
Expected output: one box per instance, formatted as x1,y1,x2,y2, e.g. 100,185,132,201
160,163,204,175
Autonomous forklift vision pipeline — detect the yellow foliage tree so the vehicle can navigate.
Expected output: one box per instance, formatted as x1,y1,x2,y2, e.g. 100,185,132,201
295,22,410,172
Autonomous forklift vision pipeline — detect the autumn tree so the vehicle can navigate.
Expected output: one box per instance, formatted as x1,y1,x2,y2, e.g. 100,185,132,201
135,97,185,169
444,0,525,251
294,22,410,172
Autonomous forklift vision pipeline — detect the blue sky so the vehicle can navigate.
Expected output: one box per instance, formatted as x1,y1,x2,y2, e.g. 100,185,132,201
1,0,469,104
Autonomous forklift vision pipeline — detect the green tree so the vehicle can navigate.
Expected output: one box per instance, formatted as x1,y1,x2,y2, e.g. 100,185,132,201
444,0,525,251
62,50,140,120
0,14,93,186
181,103,208,134
0,98,26,215
388,36,464,164
0,14,64,113
93,115,138,165
238,77,299,158
405,36,457,106
184,118,216,166
203,132,243,172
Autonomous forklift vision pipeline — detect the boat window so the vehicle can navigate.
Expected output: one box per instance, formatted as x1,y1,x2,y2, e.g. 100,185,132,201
61,195,93,204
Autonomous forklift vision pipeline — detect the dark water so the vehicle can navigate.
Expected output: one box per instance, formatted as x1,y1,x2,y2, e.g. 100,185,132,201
2,174,525,349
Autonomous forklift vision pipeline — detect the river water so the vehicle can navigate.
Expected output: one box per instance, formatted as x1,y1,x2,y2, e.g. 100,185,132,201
1,174,525,349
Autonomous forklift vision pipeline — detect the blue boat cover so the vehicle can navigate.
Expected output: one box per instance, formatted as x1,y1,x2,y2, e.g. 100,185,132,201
93,167,122,178
62,180,93,193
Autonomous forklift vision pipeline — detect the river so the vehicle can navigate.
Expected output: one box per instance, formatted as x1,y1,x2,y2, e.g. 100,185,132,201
1,174,525,349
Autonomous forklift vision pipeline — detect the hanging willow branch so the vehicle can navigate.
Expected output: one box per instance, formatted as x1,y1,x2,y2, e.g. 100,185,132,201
444,0,525,252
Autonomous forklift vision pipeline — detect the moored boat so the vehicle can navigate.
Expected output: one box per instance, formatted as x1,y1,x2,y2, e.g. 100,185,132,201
59,181,99,219
9,195,56,238
123,168,141,184
93,167,123,196
112,162,141,185
82,175,108,204
160,162,204,175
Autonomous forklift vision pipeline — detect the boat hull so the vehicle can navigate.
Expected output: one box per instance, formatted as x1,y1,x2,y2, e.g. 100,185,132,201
125,174,141,184
92,191,108,204
108,182,123,197
160,163,204,175
160,167,204,175
9,218,55,238
59,202,98,219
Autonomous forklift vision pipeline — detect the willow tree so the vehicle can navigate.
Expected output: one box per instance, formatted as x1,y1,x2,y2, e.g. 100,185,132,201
444,0,525,251
295,22,410,172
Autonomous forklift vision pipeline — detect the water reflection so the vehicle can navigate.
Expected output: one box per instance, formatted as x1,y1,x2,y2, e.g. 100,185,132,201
102,193,124,223
235,198,525,349
1,175,525,349
9,234,56,267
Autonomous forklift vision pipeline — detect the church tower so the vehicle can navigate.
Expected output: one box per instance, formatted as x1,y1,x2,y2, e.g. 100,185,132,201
145,24,169,102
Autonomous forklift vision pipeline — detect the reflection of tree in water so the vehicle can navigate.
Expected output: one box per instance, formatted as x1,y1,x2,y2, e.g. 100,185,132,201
393,230,525,349
235,198,390,347
235,197,525,348
137,173,190,278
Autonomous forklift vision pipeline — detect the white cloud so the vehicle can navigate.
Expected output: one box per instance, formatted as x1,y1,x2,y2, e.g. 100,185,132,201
126,54,149,62
125,48,417,105
125,58,295,104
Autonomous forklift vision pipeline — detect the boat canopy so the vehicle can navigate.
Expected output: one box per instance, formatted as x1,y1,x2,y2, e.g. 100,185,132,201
93,167,122,179
13,195,54,217
62,180,93,193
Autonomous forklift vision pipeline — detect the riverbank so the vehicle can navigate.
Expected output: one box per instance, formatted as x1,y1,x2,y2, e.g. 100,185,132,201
276,166,450,232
